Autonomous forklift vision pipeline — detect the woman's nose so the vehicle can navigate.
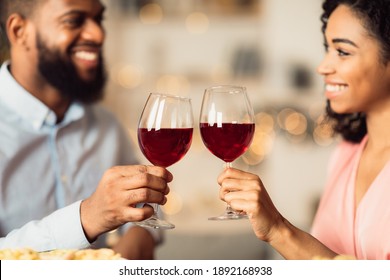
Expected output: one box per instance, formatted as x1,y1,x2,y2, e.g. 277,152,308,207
317,55,335,76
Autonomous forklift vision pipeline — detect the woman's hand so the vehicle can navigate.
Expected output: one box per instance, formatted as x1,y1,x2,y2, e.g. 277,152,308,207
217,168,283,242
218,168,338,260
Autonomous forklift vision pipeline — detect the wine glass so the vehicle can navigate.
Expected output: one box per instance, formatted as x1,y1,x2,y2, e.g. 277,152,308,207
136,92,194,229
199,85,255,220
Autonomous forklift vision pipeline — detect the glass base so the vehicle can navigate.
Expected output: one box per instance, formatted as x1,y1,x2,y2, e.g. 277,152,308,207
208,210,248,221
135,216,175,229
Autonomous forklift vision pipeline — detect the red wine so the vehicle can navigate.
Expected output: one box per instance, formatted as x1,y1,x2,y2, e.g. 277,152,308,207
200,123,255,162
138,128,193,167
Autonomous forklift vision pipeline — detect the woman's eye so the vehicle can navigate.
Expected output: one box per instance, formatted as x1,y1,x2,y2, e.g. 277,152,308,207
337,49,350,57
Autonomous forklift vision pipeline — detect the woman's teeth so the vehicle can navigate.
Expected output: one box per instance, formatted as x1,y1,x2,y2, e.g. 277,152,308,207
325,84,348,92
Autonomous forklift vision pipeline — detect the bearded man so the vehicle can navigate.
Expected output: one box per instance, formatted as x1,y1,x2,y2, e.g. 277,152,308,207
0,0,170,259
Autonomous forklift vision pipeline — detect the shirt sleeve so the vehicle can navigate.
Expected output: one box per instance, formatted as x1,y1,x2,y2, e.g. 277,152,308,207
0,200,91,251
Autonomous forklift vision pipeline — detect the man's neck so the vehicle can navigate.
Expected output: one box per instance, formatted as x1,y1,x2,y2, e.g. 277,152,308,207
9,61,71,122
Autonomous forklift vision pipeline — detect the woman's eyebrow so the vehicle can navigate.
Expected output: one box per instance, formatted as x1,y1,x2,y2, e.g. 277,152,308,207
332,38,358,48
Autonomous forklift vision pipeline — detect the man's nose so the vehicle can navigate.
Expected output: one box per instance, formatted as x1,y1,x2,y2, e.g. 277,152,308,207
81,19,105,45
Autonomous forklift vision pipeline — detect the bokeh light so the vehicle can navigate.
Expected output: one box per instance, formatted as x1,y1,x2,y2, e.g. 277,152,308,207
139,3,163,24
115,64,144,89
185,12,210,34
161,190,183,216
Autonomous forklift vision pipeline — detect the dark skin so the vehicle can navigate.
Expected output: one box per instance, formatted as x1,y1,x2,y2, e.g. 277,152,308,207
80,165,171,259
5,0,170,259
218,5,390,260
6,0,77,120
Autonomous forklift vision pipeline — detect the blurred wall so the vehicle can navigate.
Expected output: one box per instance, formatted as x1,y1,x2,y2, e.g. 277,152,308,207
101,0,335,260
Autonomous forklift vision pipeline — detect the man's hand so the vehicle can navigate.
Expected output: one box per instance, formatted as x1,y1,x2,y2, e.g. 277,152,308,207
80,165,172,242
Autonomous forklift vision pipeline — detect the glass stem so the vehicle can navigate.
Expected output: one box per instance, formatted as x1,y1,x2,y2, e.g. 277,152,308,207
151,203,159,216
225,161,233,213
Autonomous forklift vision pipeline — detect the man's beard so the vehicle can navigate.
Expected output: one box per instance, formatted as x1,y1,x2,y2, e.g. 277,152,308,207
36,35,107,104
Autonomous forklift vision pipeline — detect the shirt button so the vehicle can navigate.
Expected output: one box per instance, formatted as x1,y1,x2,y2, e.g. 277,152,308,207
45,113,56,125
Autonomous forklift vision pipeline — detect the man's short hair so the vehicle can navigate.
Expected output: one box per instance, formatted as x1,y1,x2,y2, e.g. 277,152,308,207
0,0,46,27
0,0,46,49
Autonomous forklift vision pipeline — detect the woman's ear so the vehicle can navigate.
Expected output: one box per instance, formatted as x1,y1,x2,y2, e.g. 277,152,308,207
6,13,30,50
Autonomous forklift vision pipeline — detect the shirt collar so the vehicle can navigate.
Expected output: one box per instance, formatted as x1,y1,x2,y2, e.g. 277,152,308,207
0,61,85,130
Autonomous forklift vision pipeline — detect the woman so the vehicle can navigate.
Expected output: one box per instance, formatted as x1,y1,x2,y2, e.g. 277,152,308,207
218,0,390,260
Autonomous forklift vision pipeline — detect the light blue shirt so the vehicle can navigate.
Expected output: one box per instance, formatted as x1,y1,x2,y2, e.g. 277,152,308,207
0,61,157,251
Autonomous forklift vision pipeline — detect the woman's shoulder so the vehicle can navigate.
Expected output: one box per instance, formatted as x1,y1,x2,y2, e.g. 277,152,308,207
327,137,366,174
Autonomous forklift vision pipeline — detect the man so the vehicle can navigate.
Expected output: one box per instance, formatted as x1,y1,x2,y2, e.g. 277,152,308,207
0,0,170,259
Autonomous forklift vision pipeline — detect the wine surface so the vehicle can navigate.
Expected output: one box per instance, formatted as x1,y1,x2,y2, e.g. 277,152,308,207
200,123,254,162
138,128,193,167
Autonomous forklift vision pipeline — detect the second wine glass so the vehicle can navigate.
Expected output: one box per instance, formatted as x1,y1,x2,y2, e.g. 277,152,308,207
137,92,194,229
199,85,255,220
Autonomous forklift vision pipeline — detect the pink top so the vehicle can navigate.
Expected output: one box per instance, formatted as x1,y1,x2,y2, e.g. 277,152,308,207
311,135,390,259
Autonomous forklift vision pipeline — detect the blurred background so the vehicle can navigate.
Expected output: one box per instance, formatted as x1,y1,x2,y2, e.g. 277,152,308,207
100,0,336,260
0,0,337,259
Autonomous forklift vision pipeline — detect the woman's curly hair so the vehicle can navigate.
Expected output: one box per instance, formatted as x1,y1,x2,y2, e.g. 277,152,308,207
321,0,390,143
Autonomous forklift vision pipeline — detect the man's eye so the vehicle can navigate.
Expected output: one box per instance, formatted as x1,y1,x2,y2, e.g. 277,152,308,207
63,17,84,27
95,14,105,25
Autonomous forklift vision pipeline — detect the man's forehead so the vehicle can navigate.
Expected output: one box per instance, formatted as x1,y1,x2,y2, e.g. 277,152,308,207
40,0,105,15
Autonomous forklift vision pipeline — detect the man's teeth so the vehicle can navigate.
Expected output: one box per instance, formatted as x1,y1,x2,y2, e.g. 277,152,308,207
325,84,348,92
75,51,98,61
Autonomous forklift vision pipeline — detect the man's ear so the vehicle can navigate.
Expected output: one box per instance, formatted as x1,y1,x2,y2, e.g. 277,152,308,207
6,13,30,49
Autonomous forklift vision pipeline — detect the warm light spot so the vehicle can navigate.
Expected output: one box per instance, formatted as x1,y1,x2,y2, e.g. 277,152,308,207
255,112,274,134
284,112,307,135
242,150,265,165
161,191,183,216
117,64,143,89
139,3,163,24
243,129,275,165
186,12,209,34
277,108,295,129
313,117,334,146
